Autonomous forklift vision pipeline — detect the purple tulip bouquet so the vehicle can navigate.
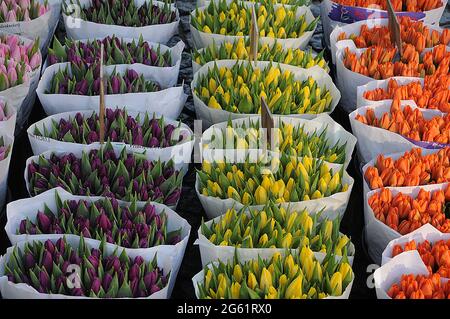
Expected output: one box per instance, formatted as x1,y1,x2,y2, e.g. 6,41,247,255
2,237,170,298
26,143,183,205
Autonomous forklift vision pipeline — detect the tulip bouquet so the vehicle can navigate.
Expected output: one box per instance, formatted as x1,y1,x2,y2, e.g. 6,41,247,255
47,64,159,95
198,154,349,206
200,202,352,255
26,143,182,205
362,74,450,112
191,0,318,39
192,38,328,72
32,108,186,148
0,135,10,161
387,273,450,299
194,61,334,115
332,0,443,11
48,36,172,68
0,0,49,22
3,237,169,297
364,148,450,190
17,193,182,248
368,185,450,235
63,0,176,27
205,118,348,164
0,34,41,72
336,17,450,52
342,44,449,79
354,100,450,145
194,248,353,299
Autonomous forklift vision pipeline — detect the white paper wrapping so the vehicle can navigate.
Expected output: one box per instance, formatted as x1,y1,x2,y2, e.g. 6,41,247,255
0,234,175,299
0,132,13,209
373,250,436,299
0,97,17,137
4,187,191,296
349,100,447,164
363,182,449,264
321,0,448,49
27,109,194,173
201,114,357,169
63,0,179,44
194,209,355,267
24,145,185,210
37,62,187,119
190,2,316,50
195,162,354,220
192,259,354,299
43,39,185,89
329,18,446,65
192,60,341,129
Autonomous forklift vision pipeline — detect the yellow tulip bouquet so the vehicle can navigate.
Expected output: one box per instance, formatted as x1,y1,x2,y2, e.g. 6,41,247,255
194,61,334,115
198,154,349,205
204,118,348,164
200,202,352,255
194,248,353,299
191,0,319,38
192,39,328,72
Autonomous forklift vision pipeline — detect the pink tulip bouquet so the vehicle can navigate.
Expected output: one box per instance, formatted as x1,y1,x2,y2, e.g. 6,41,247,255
0,0,49,22
0,34,41,71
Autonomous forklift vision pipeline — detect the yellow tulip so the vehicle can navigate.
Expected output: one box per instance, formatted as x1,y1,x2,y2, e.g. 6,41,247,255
279,274,288,288
208,78,217,93
231,282,241,299
285,274,303,299
323,220,333,241
242,192,252,205
265,286,278,299
330,272,343,296
258,233,269,246
329,172,340,192
201,87,209,99
219,11,226,23
275,7,286,24
203,25,212,33
311,190,322,199
281,233,293,248
233,264,243,283
247,272,257,290
227,186,241,202
260,268,272,291
205,269,213,290
217,275,227,298
255,186,267,205
261,176,272,192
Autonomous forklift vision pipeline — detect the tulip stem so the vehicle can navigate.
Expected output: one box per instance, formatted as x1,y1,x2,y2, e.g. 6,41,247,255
99,43,105,144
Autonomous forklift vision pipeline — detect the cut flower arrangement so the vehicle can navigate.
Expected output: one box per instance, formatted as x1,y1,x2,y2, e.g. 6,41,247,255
0,0,49,22
194,248,353,299
0,34,41,73
194,62,334,115
2,237,169,298
26,143,183,205
387,273,450,299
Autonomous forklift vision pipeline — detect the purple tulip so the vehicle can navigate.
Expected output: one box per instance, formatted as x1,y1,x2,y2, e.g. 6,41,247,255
110,76,120,94
126,69,139,82
102,273,113,291
25,253,35,269
42,251,53,273
165,189,181,206
56,238,65,254
37,212,51,232
87,255,99,269
96,213,112,232
19,220,27,234
39,270,50,290
90,277,101,294
75,79,88,95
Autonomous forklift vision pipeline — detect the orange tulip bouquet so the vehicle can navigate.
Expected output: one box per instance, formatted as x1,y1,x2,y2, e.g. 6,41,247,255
349,99,450,163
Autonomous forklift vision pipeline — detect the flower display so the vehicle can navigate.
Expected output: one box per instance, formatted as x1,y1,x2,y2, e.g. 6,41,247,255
0,58,28,91
193,38,328,71
368,186,450,234
343,44,449,79
198,154,349,205
196,248,353,299
17,193,182,248
0,34,41,72
337,17,450,52
206,118,347,164
201,202,352,254
0,135,10,161
32,108,186,147
27,143,182,204
191,0,318,38
391,239,450,277
194,62,334,114
48,36,173,67
388,273,450,299
364,147,450,189
332,0,443,12
355,100,450,145
47,64,159,95
64,0,177,27
362,74,450,112
4,237,169,297
0,0,49,22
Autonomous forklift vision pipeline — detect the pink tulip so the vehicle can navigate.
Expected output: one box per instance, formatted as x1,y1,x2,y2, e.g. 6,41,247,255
10,46,20,61
7,67,17,85
29,52,40,70
0,3,7,18
39,5,48,16
6,10,16,22
23,9,30,21
19,0,30,11
5,35,18,50
0,64,7,75
0,146,8,161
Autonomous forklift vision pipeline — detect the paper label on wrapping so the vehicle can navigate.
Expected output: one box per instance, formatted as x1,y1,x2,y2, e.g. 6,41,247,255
0,23,22,34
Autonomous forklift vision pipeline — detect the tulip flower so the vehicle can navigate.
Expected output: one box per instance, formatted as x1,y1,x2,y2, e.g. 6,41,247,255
198,153,349,205
27,143,183,205
0,0,49,22
332,0,443,12
194,61,333,115
364,147,450,190
0,135,10,161
18,193,181,248
196,248,353,299
63,0,176,27
363,74,450,113
388,273,450,299
201,201,352,255
32,108,187,147
368,185,450,234
48,63,159,95
193,38,328,71
207,117,347,164
192,0,318,39
337,17,449,52
355,100,450,145
0,34,40,72
5,237,169,298
48,36,172,67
